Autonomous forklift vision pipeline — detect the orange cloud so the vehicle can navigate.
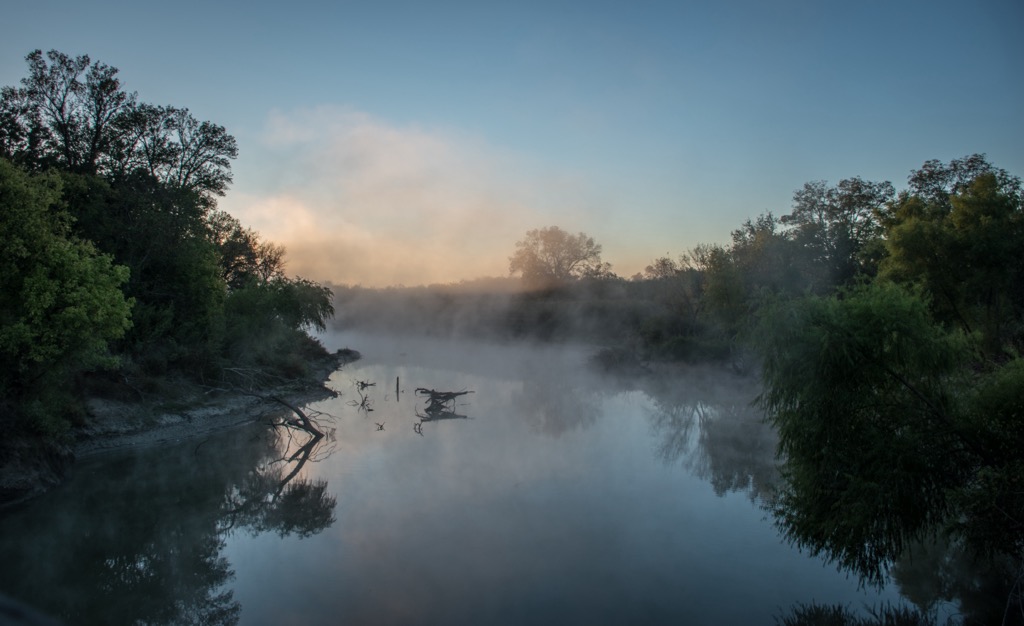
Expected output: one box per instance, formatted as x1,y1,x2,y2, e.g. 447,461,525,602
222,107,601,286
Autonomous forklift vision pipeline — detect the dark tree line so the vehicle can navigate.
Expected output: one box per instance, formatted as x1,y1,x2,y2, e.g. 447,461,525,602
604,155,1023,623
0,50,334,437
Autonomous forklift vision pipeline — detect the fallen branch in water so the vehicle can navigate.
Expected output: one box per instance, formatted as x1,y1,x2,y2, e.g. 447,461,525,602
415,388,474,417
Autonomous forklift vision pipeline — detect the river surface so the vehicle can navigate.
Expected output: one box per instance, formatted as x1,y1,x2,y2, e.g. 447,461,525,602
0,332,907,625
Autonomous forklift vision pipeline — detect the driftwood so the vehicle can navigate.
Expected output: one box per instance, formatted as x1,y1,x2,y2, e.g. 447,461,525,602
415,388,473,419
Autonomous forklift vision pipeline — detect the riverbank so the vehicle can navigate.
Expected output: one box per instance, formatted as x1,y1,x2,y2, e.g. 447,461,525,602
0,348,361,508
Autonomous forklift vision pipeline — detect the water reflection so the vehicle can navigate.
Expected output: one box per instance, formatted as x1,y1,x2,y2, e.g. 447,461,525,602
893,537,1024,624
639,369,779,500
512,373,601,437
222,429,338,539
0,420,338,625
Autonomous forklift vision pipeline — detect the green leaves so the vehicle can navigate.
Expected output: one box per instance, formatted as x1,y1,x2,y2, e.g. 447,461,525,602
0,159,132,429
757,282,971,585
881,158,1024,355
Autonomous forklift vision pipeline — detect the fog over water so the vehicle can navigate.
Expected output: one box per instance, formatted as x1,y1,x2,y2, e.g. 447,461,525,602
0,330,909,625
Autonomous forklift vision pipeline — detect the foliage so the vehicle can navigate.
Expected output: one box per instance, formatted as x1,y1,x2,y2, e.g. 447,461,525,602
953,358,1024,557
0,49,336,437
749,156,1024,612
881,162,1024,356
0,50,237,199
757,281,974,584
0,158,132,433
207,210,286,289
774,603,934,626
509,226,612,288
222,278,334,378
782,177,894,287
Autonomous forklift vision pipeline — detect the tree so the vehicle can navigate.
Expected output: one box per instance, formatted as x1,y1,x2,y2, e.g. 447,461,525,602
757,280,1024,587
642,255,682,280
782,177,893,286
206,210,286,289
756,282,974,584
729,212,814,297
0,50,136,174
0,50,237,201
0,159,132,432
508,226,610,288
880,156,1024,355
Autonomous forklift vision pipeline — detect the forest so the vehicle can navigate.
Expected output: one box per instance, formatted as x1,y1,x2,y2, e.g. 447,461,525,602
2,49,1022,623
0,50,337,499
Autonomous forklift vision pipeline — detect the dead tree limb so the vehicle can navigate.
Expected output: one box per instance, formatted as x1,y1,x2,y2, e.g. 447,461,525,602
415,388,474,417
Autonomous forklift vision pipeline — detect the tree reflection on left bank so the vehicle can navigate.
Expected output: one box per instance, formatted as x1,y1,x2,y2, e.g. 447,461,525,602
0,420,338,626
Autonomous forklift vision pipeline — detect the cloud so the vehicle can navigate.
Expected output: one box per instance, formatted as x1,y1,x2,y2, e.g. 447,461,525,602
222,106,600,287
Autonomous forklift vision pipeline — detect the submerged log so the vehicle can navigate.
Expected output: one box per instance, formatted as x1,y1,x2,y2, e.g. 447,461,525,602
415,388,473,417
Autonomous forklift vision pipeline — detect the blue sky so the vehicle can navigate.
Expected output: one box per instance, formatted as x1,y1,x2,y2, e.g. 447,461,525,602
3,0,1022,285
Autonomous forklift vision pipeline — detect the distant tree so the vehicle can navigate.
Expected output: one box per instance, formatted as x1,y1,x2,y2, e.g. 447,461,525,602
686,243,745,343
729,212,811,297
509,226,609,288
642,255,682,280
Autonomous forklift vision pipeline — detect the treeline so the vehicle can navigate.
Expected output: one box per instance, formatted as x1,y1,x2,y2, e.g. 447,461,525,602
331,154,1024,620
652,154,1022,622
0,50,334,437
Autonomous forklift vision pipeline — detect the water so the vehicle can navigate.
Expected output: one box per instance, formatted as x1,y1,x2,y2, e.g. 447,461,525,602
0,332,904,625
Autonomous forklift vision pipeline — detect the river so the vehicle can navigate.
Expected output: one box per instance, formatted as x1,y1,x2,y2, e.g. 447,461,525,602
0,331,907,625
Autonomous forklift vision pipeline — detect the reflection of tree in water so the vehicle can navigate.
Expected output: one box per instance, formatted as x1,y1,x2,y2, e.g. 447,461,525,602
642,372,778,500
0,420,337,626
221,426,337,539
513,374,601,437
892,537,1023,625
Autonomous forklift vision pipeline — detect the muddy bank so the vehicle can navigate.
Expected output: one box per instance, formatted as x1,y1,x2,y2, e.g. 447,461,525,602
0,349,360,508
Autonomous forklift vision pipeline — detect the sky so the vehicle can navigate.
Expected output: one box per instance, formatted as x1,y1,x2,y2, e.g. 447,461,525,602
3,0,1022,286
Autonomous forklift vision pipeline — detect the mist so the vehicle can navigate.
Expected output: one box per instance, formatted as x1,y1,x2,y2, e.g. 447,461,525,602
221,106,647,287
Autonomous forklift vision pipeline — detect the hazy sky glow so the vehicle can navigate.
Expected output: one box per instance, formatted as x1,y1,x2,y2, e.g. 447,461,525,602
3,1,1022,286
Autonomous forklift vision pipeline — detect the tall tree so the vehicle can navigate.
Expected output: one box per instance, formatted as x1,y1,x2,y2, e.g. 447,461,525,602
509,226,611,288
6,50,137,174
782,177,893,286
1,50,236,202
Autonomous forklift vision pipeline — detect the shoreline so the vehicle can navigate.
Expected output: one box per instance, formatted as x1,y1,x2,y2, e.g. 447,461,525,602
0,349,360,509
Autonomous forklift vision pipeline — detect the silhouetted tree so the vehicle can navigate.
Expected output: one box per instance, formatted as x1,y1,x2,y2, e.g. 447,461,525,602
0,50,237,200
782,177,893,286
509,226,611,288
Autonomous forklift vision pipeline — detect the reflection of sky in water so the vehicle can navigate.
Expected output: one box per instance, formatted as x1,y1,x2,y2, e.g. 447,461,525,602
222,332,902,625
0,331,909,624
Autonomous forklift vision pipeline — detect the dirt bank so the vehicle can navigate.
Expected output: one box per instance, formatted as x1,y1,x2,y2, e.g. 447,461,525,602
0,349,360,508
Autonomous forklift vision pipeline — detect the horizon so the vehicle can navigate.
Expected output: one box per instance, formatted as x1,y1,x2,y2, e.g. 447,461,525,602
3,1,1022,287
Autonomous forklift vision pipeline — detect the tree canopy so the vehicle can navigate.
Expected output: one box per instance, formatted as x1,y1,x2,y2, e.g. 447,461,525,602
0,50,237,200
0,49,335,435
509,226,611,288
749,155,1024,592
0,159,132,433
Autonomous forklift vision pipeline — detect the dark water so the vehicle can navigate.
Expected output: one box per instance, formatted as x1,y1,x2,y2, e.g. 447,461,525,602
0,333,908,625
